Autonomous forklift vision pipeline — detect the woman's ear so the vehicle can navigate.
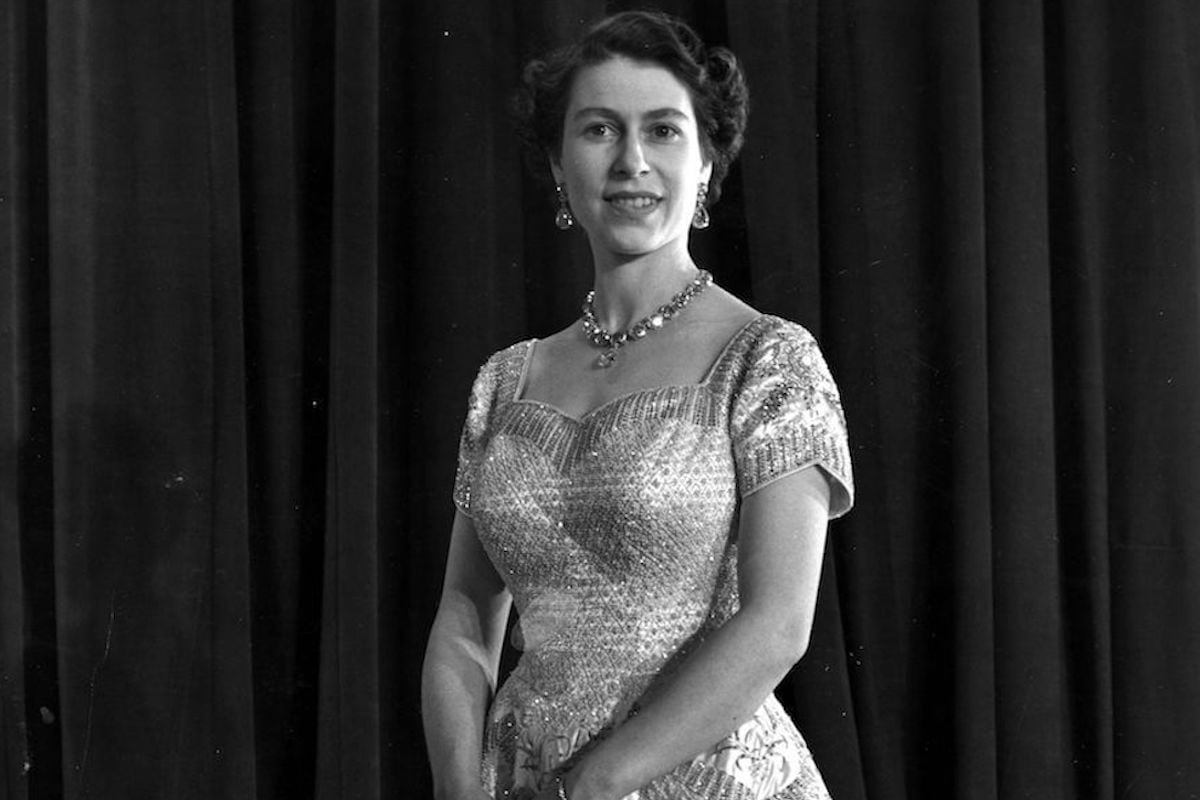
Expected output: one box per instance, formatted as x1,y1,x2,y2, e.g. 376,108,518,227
700,159,713,186
549,158,564,186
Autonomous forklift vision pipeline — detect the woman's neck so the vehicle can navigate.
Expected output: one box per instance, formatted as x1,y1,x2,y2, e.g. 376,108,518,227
588,246,700,332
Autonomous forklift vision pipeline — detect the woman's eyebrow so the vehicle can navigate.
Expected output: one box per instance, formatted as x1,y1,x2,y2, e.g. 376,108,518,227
570,106,691,121
643,108,690,121
571,106,619,120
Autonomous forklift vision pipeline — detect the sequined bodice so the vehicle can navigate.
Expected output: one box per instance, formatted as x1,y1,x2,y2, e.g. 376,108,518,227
454,316,853,800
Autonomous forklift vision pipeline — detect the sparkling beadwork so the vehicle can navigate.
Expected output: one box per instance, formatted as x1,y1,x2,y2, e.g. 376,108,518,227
453,315,853,800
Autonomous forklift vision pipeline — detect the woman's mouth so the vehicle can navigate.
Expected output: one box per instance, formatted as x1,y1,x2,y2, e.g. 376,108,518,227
606,194,661,214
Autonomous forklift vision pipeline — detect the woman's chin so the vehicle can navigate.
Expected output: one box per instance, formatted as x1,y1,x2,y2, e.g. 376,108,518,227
596,236,663,259
585,224,686,259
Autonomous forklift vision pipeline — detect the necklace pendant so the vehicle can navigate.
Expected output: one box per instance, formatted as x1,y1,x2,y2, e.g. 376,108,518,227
580,269,713,370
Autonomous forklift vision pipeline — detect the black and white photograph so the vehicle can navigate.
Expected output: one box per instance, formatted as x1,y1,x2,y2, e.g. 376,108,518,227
2,2,1198,798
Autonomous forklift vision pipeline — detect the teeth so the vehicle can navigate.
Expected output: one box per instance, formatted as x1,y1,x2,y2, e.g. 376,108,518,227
610,197,657,209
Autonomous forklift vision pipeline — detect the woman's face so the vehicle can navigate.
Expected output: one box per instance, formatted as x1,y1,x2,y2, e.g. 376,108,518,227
552,56,712,261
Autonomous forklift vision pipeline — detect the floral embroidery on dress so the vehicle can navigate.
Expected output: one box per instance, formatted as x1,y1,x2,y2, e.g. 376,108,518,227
730,322,852,513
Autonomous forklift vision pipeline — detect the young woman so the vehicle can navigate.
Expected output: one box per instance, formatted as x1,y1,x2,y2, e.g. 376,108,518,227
422,12,854,800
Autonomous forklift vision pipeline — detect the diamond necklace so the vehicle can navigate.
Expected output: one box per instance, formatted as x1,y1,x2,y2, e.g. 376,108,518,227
580,269,713,368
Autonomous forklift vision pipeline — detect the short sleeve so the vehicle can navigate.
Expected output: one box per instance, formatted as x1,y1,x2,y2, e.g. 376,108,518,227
452,354,503,516
730,320,854,517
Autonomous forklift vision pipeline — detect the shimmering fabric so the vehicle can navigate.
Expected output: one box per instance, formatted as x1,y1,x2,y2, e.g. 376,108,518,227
454,315,853,800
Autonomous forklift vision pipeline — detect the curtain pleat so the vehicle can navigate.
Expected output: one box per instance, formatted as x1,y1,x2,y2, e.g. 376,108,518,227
2,2,40,799
234,1,326,797
36,1,257,797
1045,3,1121,797
981,1,1069,796
1,1,1198,798
316,1,382,798
1097,0,1200,794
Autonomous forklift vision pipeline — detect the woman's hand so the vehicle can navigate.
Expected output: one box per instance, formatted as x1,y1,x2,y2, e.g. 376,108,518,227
530,772,618,800
531,785,574,800
525,469,832,798
530,777,570,800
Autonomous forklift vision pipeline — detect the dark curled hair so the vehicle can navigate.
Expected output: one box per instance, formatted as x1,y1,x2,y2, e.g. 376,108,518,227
512,11,749,206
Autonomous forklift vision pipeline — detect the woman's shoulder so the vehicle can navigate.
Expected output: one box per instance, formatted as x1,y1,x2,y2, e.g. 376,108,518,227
464,338,534,414
717,310,819,368
749,314,818,348
687,285,761,352
472,337,534,380
697,288,818,342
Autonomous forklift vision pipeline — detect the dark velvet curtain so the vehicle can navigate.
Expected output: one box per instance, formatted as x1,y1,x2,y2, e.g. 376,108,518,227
3,1,1198,798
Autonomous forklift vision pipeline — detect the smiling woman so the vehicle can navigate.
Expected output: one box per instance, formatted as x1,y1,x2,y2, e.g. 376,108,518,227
551,57,712,261
421,11,853,800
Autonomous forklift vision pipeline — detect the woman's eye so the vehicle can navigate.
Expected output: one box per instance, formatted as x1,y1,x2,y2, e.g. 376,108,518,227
651,125,680,140
585,123,614,137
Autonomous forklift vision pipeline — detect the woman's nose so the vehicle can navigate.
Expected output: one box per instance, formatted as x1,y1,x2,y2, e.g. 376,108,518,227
612,135,649,177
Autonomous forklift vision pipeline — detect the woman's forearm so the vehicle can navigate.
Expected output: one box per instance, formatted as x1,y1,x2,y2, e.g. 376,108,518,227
421,596,508,799
423,511,512,799
569,604,808,800
570,472,830,800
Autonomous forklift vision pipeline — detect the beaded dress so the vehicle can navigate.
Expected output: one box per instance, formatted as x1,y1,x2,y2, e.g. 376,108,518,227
454,315,854,800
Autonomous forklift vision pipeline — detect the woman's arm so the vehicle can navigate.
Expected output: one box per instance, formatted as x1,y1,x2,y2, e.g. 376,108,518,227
560,467,832,800
422,510,513,800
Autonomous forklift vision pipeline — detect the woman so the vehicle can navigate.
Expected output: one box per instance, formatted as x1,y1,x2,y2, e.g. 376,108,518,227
422,11,853,800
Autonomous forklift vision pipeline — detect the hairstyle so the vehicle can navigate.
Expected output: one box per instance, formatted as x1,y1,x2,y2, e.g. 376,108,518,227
512,11,749,206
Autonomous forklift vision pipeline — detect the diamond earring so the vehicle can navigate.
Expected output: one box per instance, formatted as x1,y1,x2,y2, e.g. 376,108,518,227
555,184,575,230
691,183,710,230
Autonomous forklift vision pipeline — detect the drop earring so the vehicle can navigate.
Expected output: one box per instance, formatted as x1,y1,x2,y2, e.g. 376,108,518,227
691,183,710,230
555,184,575,230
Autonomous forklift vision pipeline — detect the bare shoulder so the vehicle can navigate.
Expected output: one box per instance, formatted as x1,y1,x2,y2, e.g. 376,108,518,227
687,285,761,340
533,320,588,362
523,319,591,393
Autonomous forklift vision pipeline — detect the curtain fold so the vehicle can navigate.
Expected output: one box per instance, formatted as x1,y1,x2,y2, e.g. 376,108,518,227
980,1,1067,795
316,1,382,798
37,1,258,797
2,1,1198,798
3,3,42,800
233,1,326,796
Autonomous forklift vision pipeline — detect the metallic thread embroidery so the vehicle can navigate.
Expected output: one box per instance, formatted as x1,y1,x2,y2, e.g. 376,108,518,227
454,316,853,800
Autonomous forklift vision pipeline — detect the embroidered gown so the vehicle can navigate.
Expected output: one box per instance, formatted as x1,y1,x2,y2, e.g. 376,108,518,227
453,315,854,800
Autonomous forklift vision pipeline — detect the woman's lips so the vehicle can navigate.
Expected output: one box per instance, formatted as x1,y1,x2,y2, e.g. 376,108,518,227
605,194,661,215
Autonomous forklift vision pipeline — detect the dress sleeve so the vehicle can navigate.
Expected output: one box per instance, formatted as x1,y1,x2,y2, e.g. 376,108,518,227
452,354,502,516
730,320,854,517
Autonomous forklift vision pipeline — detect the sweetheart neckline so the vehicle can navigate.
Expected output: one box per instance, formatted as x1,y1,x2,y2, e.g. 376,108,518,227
511,314,768,423
509,383,714,426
